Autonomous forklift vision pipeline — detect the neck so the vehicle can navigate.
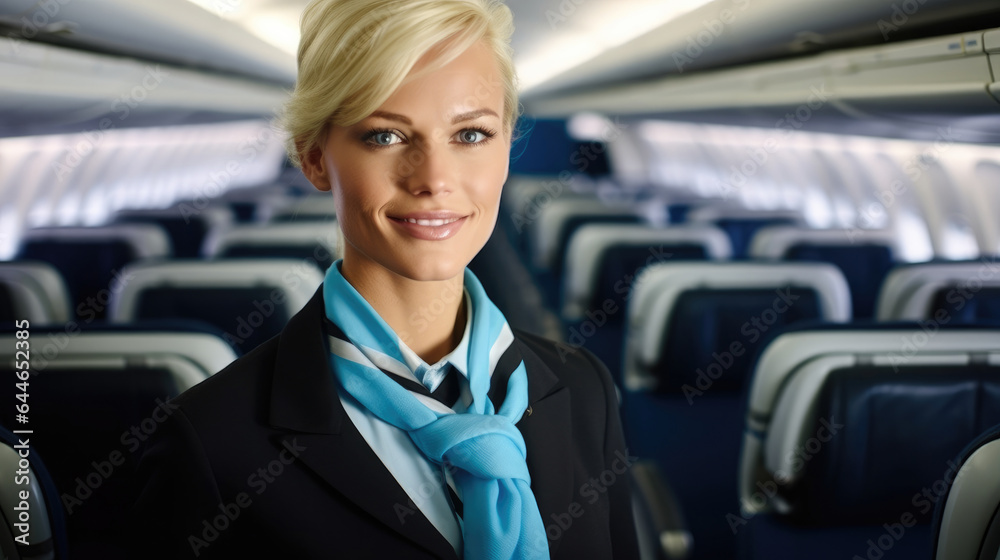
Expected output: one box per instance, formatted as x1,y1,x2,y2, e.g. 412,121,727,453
340,250,467,365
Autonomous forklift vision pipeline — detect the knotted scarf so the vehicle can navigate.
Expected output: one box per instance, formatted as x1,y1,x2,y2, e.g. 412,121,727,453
323,260,549,559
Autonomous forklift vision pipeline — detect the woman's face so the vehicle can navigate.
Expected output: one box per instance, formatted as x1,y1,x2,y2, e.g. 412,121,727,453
303,41,510,282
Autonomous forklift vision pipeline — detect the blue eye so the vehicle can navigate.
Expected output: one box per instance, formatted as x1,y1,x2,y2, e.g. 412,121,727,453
460,130,484,143
364,129,402,147
456,128,495,144
372,131,400,145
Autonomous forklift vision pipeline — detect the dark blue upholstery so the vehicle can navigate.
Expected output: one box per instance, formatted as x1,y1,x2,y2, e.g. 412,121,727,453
740,337,1000,560
229,201,257,223
0,424,69,560
667,203,693,223
270,213,336,223
0,324,212,560
798,366,1000,524
536,214,644,309
0,282,14,322
508,118,612,177
656,288,821,393
17,239,138,321
929,287,1000,323
134,286,290,352
114,214,207,258
624,393,746,560
568,243,709,382
785,243,894,319
739,515,932,560
220,243,335,272
468,228,551,337
715,218,795,259
623,287,823,560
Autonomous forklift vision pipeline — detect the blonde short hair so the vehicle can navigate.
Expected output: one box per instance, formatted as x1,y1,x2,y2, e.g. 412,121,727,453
283,0,519,168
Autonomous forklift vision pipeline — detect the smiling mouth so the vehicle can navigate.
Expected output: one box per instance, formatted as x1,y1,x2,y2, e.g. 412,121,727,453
397,217,462,226
388,214,469,241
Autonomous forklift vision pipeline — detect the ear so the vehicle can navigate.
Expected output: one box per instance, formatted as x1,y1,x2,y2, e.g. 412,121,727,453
298,140,333,192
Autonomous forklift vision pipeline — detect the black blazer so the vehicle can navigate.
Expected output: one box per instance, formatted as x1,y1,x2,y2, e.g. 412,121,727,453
132,287,639,559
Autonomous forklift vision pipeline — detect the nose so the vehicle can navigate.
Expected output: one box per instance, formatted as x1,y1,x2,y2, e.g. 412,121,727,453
400,142,453,196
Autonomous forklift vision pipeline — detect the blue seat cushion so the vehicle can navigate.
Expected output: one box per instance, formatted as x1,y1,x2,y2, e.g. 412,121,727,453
553,214,644,275
115,215,207,258
220,243,335,273
590,243,708,313
654,288,821,393
739,513,932,560
785,243,894,319
929,287,1000,323
1,364,183,560
134,286,290,351
17,239,137,321
792,365,1000,525
0,282,14,322
623,391,746,560
715,218,795,259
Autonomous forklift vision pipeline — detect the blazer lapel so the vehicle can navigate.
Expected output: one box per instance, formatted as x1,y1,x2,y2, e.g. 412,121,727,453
510,338,575,555
268,288,457,560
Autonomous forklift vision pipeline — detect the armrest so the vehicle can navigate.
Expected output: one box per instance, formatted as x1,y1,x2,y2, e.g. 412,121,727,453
631,459,693,559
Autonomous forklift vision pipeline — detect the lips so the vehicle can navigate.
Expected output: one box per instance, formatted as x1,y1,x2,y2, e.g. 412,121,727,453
388,211,469,241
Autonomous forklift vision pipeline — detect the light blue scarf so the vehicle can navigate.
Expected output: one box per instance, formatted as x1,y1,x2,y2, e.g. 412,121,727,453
323,260,549,559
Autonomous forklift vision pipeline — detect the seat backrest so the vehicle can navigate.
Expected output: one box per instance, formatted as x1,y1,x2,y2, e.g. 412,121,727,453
687,206,802,259
0,261,71,324
750,226,898,318
0,328,236,557
624,262,851,393
16,225,170,320
0,426,61,560
109,259,323,351
562,223,732,320
267,195,338,223
876,260,1000,322
932,423,1000,560
113,206,231,258
203,222,341,272
529,197,644,271
740,327,1000,526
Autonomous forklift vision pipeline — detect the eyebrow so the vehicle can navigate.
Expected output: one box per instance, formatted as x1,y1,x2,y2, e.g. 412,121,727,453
369,111,411,125
367,108,500,126
450,109,499,124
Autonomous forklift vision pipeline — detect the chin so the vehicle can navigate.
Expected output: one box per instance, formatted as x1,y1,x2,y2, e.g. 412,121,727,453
388,251,472,282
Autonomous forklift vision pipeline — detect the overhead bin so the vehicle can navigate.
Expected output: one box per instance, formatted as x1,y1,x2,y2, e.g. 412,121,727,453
0,37,289,136
525,28,1000,140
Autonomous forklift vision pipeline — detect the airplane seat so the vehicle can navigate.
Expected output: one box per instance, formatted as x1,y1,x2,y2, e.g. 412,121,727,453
0,326,237,560
687,207,803,260
876,261,1000,323
112,206,231,259
202,222,342,270
217,188,300,223
0,262,71,324
499,176,559,255
750,227,898,318
622,262,851,560
527,197,646,309
14,225,170,321
109,259,323,353
561,223,732,383
266,195,338,223
738,325,1000,560
468,227,562,340
0,425,67,560
931,423,1000,560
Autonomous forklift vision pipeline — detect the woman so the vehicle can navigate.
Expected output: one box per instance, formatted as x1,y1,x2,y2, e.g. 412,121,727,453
132,0,639,558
